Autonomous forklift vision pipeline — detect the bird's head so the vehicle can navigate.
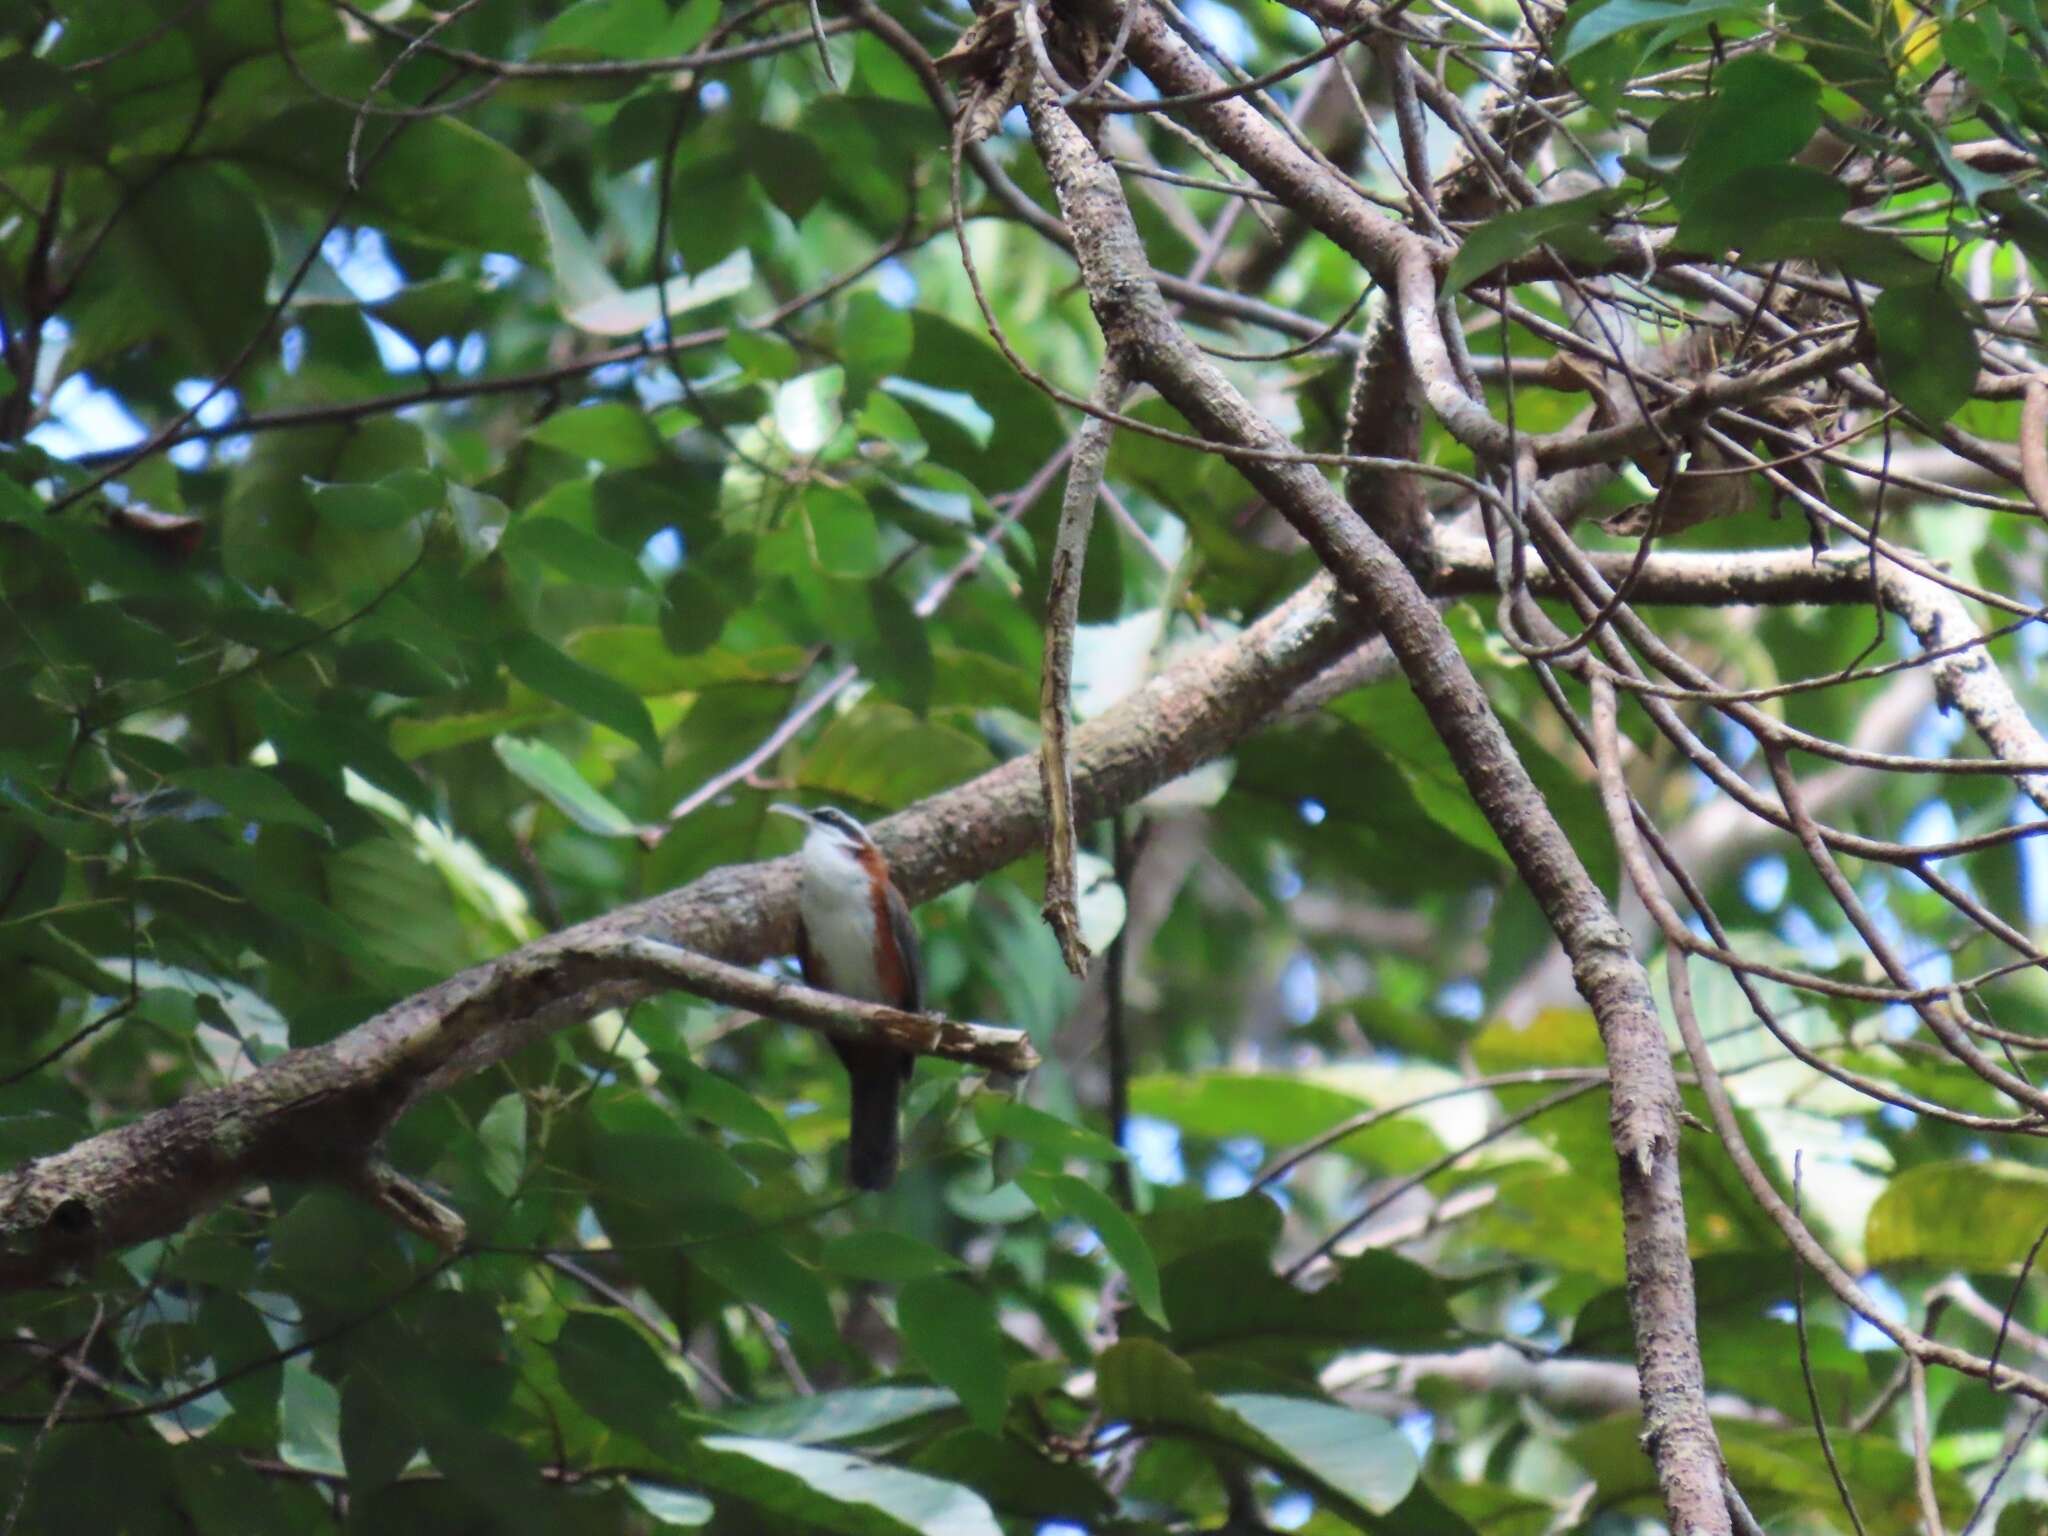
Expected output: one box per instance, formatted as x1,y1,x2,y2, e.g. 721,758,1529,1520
770,802,877,854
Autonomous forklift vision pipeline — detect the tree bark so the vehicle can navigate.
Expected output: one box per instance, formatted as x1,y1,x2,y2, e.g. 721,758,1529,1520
1023,75,1730,1535
0,572,1362,1291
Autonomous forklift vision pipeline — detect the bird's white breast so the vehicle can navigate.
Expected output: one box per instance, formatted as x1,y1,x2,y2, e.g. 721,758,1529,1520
800,834,888,1001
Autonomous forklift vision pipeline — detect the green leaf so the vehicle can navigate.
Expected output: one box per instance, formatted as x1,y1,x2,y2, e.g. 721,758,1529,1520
495,737,638,843
341,1373,420,1492
1155,1243,1459,1354
659,1057,793,1147
1674,165,1851,255
1746,218,1937,286
1130,1071,1441,1172
1559,0,1752,62
974,1098,1126,1165
71,165,270,375
1865,1159,2048,1268
745,124,829,220
501,633,659,753
901,311,1063,488
729,330,802,381
798,702,990,809
690,1235,839,1350
198,1291,284,1429
474,1093,525,1197
627,1483,715,1528
686,1436,1002,1536
537,0,671,59
552,1310,690,1452
910,1430,1116,1524
896,1278,1009,1435
307,471,441,531
234,113,545,260
1673,54,1822,206
861,581,933,716
1444,189,1622,294
1017,1171,1166,1327
280,1361,347,1478
172,766,328,837
447,483,511,568
532,176,756,333
842,292,913,398
1097,1341,1417,1519
720,1387,959,1445
805,487,883,577
338,637,459,697
820,1231,964,1283
1140,1193,1284,1268
564,624,799,694
1219,1394,1421,1518
502,515,649,588
527,403,666,467
1872,283,1981,424
879,378,993,448
576,254,755,337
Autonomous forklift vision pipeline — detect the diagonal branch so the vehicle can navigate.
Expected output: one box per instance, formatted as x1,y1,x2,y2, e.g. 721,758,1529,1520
2,527,1906,1294
1019,69,1729,1534
0,567,1364,1292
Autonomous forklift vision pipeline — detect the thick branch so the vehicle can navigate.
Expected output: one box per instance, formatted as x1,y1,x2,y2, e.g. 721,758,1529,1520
1327,1344,1784,1424
0,571,1360,1291
596,939,1038,1071
1022,74,1728,1534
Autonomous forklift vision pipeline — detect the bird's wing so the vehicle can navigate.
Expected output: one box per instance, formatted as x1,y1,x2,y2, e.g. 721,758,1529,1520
794,914,829,991
884,882,924,1022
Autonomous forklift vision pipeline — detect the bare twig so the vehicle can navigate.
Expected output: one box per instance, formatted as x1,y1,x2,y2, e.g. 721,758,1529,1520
1040,360,1129,975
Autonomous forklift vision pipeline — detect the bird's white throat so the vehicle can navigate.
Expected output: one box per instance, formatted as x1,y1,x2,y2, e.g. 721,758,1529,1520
799,829,887,1000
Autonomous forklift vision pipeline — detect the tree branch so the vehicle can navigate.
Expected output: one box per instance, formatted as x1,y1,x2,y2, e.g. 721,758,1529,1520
1020,72,1729,1534
0,569,1361,1291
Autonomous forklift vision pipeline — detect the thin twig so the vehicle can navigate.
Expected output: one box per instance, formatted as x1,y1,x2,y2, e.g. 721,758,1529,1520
2022,379,2048,522
1791,1156,1868,1536
1039,359,1129,976
1908,1356,1947,1536
0,1297,104,1536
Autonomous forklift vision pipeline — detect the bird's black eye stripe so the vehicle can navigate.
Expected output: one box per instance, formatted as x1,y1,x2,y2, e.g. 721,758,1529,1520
814,808,863,839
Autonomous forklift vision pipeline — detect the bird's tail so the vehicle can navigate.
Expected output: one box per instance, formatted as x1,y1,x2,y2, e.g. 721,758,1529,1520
839,1044,906,1192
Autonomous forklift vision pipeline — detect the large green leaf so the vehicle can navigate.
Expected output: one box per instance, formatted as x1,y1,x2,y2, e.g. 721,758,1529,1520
685,1437,1002,1536
797,702,991,809
1559,0,1754,62
719,1387,960,1445
897,1276,1011,1434
1149,1243,1460,1355
552,1310,692,1454
493,734,640,837
1872,283,1982,424
1673,54,1822,207
1444,189,1624,294
1865,1159,2048,1268
500,632,659,753
229,112,545,259
821,1232,965,1283
65,165,270,374
1018,1171,1167,1328
1097,1341,1418,1519
1129,1072,1443,1171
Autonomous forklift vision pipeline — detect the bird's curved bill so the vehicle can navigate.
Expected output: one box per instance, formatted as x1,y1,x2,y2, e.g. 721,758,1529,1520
767,803,813,824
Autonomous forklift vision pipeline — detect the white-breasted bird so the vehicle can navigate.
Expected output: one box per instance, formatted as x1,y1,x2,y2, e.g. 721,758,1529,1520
770,804,922,1191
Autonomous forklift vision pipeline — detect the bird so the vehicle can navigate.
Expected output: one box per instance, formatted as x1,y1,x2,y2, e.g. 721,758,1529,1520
769,803,922,1191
